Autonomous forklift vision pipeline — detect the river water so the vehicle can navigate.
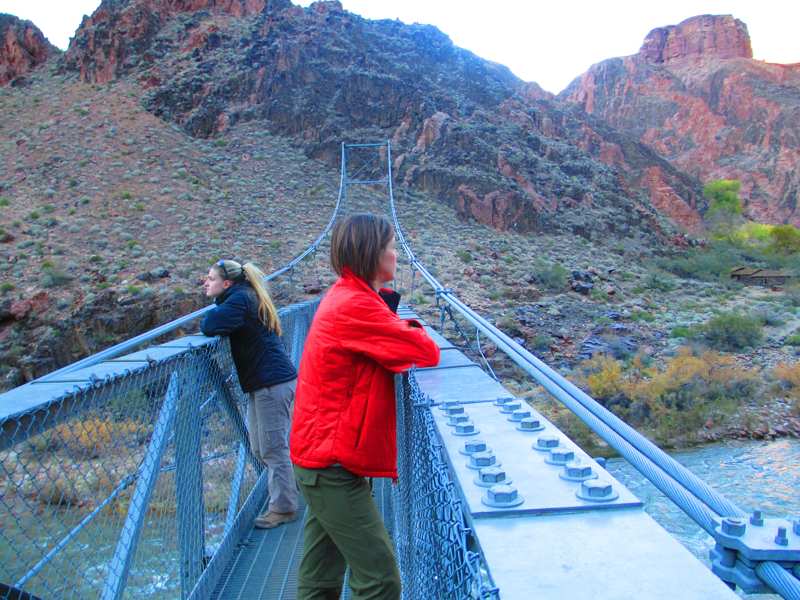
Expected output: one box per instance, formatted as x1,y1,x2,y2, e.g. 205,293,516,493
605,438,800,598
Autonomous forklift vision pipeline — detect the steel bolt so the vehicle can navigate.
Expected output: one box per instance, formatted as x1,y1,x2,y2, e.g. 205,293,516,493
721,518,747,537
750,510,764,526
517,417,544,432
469,451,499,469
533,435,560,451
453,421,478,436
583,480,612,498
443,404,465,416
561,460,594,481
545,448,575,465
775,527,789,546
499,401,522,414
477,467,508,485
594,456,607,468
447,413,470,426
461,439,488,455
481,483,524,508
507,408,531,422
438,400,461,412
494,396,514,406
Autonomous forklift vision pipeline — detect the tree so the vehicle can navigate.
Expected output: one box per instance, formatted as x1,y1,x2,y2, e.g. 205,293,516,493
703,179,742,238
768,224,800,255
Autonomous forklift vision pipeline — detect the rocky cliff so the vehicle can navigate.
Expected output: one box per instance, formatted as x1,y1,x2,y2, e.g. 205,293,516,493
60,0,699,238
562,14,800,226
0,14,57,85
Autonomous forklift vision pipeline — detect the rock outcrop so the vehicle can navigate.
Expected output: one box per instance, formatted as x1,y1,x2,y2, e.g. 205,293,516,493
562,14,800,226
62,0,701,239
0,14,57,85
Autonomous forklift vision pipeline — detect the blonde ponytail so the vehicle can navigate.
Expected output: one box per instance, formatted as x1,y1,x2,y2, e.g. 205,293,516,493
241,263,282,335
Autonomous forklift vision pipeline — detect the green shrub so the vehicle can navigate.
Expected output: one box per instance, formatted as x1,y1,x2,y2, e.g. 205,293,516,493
670,326,692,338
700,312,763,351
643,270,675,292
0,197,9,207
27,210,40,220
456,249,473,263
41,266,73,288
655,242,742,282
785,334,800,347
531,260,568,291
768,224,800,255
0,282,14,294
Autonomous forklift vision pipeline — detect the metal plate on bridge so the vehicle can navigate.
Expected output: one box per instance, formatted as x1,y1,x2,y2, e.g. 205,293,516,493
160,334,217,348
422,326,455,349
35,360,152,384
431,401,641,517
474,508,739,600
0,381,96,421
414,365,509,406
416,347,473,371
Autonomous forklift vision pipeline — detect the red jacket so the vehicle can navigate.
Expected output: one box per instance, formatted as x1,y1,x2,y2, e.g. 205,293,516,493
290,269,440,478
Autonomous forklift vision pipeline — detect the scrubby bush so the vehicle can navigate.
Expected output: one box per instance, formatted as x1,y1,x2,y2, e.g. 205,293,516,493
773,362,800,412
41,265,73,288
699,312,763,351
655,242,743,282
578,349,759,443
456,249,473,263
531,260,568,291
768,224,800,255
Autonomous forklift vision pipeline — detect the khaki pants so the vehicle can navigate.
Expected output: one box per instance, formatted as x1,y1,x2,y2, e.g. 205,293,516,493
294,465,401,600
247,379,298,513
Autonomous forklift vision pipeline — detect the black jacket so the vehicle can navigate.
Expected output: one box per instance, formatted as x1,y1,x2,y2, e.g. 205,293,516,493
201,282,297,393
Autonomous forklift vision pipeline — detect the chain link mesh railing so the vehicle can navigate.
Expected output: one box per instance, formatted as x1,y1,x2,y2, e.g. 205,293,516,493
392,371,499,600
0,300,318,600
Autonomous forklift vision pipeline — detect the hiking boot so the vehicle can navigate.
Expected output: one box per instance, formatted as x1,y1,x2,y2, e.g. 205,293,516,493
254,511,298,529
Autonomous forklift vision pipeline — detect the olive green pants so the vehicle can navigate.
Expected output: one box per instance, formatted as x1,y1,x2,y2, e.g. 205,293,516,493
293,465,401,600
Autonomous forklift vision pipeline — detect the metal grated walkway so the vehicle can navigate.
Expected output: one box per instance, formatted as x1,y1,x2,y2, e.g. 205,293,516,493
210,499,307,600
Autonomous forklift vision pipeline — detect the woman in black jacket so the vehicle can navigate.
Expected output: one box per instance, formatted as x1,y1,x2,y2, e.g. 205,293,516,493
201,259,298,529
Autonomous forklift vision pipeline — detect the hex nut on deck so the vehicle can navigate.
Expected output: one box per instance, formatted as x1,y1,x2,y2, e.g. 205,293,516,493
482,484,524,508
499,401,522,414
545,448,575,465
559,460,597,482
474,466,511,488
494,396,515,407
507,408,531,422
516,417,544,433
458,439,489,456
452,421,479,436
447,413,470,427
533,434,560,451
576,479,619,502
467,451,500,470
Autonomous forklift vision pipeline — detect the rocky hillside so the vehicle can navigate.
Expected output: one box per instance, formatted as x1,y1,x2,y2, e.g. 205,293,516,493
562,14,800,227
0,14,58,86
60,0,701,239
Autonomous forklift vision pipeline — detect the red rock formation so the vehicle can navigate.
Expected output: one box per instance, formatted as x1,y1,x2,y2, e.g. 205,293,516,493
640,15,752,64
0,14,56,85
64,0,291,83
562,14,800,227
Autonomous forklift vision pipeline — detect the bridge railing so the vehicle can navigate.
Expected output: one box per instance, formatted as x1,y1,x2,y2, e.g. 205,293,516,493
392,372,498,600
0,300,318,600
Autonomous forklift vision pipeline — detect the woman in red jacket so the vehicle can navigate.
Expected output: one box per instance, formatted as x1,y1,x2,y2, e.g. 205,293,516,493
290,213,440,600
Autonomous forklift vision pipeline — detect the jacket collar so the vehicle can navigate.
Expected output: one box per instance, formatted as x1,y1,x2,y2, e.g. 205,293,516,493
340,267,378,294
215,280,249,305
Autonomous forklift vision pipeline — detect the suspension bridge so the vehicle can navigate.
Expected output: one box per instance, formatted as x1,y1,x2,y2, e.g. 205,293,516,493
1,142,799,600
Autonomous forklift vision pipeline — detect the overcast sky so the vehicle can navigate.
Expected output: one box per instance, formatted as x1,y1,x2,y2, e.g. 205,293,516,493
1,0,798,93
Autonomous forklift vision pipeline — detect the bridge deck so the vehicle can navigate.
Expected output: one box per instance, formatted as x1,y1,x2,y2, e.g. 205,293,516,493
211,308,736,600
210,499,306,600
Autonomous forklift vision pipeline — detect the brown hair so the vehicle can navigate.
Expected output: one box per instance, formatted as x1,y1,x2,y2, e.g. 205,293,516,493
211,260,282,335
330,213,394,282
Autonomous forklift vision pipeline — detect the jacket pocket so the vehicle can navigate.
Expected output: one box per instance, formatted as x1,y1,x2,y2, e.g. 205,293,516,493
352,396,369,450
